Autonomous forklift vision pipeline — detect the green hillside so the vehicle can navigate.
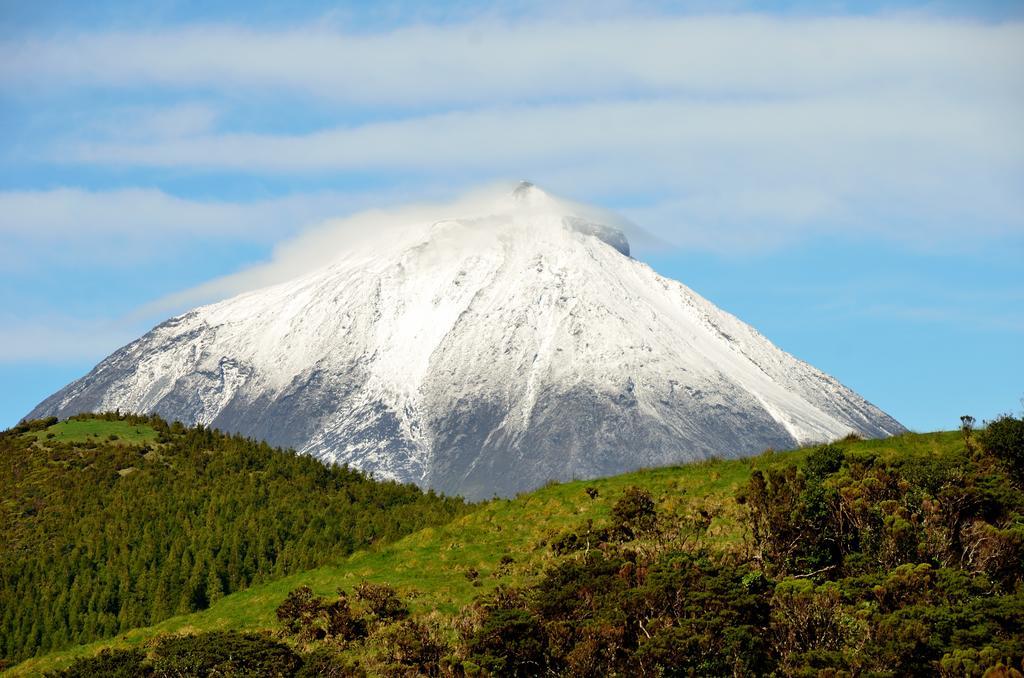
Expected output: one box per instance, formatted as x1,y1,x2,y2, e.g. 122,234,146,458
8,422,1021,676
0,414,467,669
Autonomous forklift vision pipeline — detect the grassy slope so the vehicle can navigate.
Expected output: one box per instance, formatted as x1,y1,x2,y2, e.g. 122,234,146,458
6,431,961,676
26,419,160,446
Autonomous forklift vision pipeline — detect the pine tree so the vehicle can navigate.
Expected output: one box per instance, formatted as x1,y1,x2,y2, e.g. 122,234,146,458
206,568,224,606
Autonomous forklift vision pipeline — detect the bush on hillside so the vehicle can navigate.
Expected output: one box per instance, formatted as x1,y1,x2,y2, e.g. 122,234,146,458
150,631,302,677
46,648,151,677
276,587,367,643
804,443,845,479
294,647,366,677
353,582,408,622
610,486,658,539
466,608,548,678
371,618,448,677
982,414,1024,486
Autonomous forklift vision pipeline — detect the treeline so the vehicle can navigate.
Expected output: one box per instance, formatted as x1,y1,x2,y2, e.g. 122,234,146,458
55,414,1024,677
0,413,467,664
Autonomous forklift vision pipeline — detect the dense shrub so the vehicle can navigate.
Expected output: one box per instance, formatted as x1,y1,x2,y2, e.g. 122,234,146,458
276,587,367,643
53,632,306,677
277,585,322,636
611,486,658,539
467,608,548,677
804,444,845,479
353,582,408,622
47,648,151,677
150,631,302,677
982,414,1024,486
372,619,448,677
294,647,366,677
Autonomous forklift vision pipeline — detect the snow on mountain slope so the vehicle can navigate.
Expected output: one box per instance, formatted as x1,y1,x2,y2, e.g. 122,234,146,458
28,183,904,499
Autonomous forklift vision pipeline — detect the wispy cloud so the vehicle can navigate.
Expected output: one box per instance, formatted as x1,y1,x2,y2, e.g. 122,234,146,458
3,15,1021,104
84,103,221,141
0,314,139,363
0,187,359,239
0,185,452,273
860,303,1024,333
64,94,1022,172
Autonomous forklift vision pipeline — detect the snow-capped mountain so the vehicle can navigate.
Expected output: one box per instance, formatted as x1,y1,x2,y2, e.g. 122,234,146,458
29,183,904,499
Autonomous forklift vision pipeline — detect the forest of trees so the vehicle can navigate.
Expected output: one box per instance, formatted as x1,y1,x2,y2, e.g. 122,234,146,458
51,414,1024,677
0,413,467,665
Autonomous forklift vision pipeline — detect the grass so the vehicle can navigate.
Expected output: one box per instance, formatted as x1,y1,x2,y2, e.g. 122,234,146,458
27,419,159,446
4,430,962,676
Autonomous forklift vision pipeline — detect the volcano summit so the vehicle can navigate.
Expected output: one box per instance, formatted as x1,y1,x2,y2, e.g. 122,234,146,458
29,183,904,499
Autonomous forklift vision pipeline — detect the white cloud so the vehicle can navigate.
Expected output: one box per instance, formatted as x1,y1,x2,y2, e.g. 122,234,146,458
859,303,1024,333
65,93,1021,171
0,187,282,238
52,91,1023,250
0,184,465,295
3,15,1021,105
0,314,139,363
0,184,438,245
0,188,303,274
92,103,221,141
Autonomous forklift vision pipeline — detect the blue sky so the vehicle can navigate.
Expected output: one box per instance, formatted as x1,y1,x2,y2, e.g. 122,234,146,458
1,0,1022,432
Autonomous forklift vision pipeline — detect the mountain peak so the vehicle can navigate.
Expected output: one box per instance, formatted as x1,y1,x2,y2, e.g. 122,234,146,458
28,188,904,499
511,179,538,198
509,180,556,209
501,182,630,256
